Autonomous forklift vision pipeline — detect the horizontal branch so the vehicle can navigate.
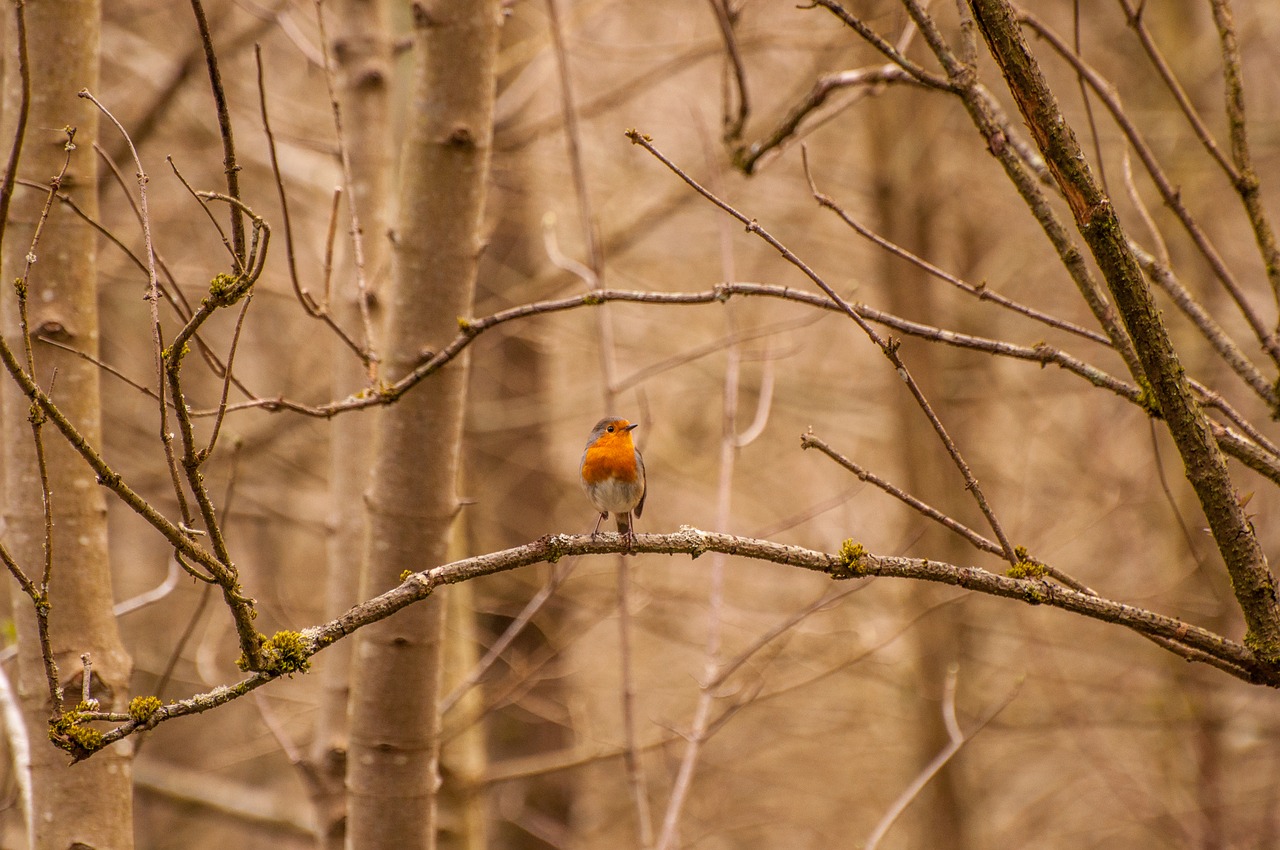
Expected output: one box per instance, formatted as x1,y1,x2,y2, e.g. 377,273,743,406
78,526,1277,759
211,282,1280,482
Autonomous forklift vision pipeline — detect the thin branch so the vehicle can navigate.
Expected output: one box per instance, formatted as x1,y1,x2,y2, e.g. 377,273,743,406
1115,0,1236,182
14,128,76,373
254,46,369,365
736,65,916,175
706,0,750,142
616,557,654,849
11,132,79,717
803,433,1000,555
810,2,1149,387
545,0,622,414
801,430,1097,594
0,0,31,252
808,0,957,92
708,584,868,691
73,527,1280,761
78,89,193,532
972,0,1280,660
1207,0,1280,312
320,186,341,311
656,172,749,848
736,13,924,173
1129,241,1273,406
0,329,258,663
804,148,1110,346
89,145,259,400
440,562,574,715
189,0,246,265
201,294,253,462
0,665,31,830
311,1,378,370
178,279,1280,483
1071,0,1107,193
627,129,1019,566
34,335,161,403
112,559,182,618
1017,7,1280,371
865,667,1019,849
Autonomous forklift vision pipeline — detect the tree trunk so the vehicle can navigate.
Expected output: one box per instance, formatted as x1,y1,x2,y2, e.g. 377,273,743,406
311,1,392,847
0,1,133,847
869,90,973,850
345,2,501,848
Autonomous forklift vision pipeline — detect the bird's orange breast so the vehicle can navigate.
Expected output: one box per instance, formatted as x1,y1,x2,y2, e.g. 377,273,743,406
582,443,638,484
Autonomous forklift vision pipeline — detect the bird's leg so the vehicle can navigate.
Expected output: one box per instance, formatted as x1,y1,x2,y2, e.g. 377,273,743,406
619,513,636,552
591,512,607,539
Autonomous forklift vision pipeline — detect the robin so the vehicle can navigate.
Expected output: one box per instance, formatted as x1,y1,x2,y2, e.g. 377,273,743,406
580,416,647,543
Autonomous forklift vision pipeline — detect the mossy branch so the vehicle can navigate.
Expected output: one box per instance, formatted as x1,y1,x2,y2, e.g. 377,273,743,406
966,0,1280,663
64,526,1280,760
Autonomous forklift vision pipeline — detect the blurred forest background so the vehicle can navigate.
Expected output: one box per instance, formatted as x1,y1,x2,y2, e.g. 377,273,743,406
1,0,1279,848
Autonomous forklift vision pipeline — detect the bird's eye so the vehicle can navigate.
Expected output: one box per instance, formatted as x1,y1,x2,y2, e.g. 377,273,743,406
606,425,615,432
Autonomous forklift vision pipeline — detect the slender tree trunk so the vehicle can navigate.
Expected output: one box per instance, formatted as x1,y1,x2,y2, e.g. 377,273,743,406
869,91,972,850
440,571,488,850
311,1,391,847
465,113,567,848
0,1,133,847
345,3,501,848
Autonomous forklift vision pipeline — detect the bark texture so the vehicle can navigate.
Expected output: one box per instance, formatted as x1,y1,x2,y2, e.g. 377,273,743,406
312,0,392,846
0,1,133,847
345,2,501,848
968,0,1280,662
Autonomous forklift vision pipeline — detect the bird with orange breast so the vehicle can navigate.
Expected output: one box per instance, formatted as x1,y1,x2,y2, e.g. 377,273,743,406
580,417,646,545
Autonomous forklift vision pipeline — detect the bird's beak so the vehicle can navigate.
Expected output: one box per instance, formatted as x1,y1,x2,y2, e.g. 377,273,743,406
625,423,639,432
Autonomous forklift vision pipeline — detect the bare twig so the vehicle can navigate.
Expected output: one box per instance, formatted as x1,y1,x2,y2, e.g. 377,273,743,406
1207,0,1280,311
171,279,1280,482
656,155,754,846
0,0,31,251
79,654,94,707
803,148,1110,346
71,526,1280,761
189,0,246,265
440,562,574,715
736,65,917,174
312,1,378,370
865,667,1019,849
320,187,341,311
1018,8,1280,370
809,0,956,91
627,129,1019,566
0,154,265,669
545,0,623,417
616,558,654,848
706,0,750,142
14,128,77,375
0,666,31,829
255,46,368,364
1070,0,1108,193
1116,0,1235,180
973,0,1280,661
800,430,1097,595
11,131,79,716
89,145,259,402
78,89,195,532
803,432,1001,555
35,336,162,403
810,1,1149,387
202,294,253,461
112,559,182,618
736,14,922,172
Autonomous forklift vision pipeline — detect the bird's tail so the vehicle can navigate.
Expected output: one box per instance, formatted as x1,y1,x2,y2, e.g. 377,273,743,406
615,513,633,535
